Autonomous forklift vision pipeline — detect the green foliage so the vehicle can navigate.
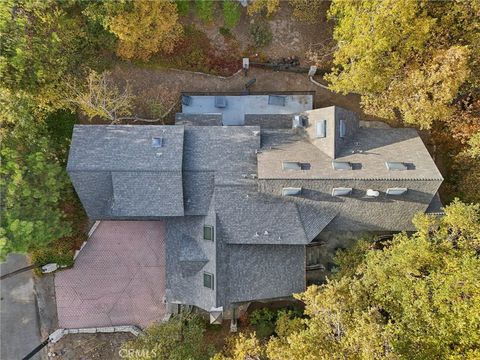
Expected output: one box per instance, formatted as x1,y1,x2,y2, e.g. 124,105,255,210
258,200,480,360
121,313,214,360
249,21,272,48
333,238,372,279
215,201,480,359
45,110,77,164
196,0,215,24
0,137,71,260
0,0,113,114
223,0,241,28
249,308,276,338
219,27,232,38
289,0,323,23
175,0,191,16
326,0,479,132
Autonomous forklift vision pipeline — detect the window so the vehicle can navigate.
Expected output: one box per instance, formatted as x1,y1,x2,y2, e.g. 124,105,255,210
332,187,352,196
386,187,408,195
151,137,163,148
203,272,214,289
332,161,352,170
385,162,407,171
203,225,214,241
282,187,302,196
339,119,346,138
316,120,326,138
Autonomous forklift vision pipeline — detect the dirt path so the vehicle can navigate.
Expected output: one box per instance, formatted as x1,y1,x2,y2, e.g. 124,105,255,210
109,64,365,125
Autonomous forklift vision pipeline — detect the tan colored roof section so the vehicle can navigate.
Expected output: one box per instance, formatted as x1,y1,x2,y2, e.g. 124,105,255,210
257,128,443,181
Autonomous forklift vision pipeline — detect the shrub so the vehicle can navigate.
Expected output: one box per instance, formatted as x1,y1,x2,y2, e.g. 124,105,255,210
175,0,191,16
249,308,276,338
196,0,215,24
219,26,232,38
249,21,272,48
223,0,241,28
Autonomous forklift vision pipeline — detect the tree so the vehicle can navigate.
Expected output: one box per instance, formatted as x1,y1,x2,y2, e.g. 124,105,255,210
196,0,215,24
362,46,470,129
212,332,266,360
214,200,480,359
90,0,183,60
1,128,71,260
289,0,323,23
0,0,111,114
223,0,241,29
247,0,280,17
121,313,214,360
324,0,479,130
71,70,174,124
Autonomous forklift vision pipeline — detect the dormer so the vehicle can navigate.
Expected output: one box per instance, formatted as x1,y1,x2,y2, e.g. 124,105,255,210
302,106,359,159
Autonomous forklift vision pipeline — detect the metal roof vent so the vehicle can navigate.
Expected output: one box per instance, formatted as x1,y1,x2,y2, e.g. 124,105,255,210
254,232,260,237
386,162,407,171
264,230,269,235
152,137,163,148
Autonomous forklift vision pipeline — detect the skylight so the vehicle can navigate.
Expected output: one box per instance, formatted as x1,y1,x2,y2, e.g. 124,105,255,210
282,161,311,171
332,187,352,196
386,162,407,171
386,187,408,195
316,120,326,138
282,187,302,196
151,137,163,148
282,161,301,171
332,161,352,170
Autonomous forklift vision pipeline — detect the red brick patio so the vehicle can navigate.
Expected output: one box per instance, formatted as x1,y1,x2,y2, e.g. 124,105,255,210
55,221,166,329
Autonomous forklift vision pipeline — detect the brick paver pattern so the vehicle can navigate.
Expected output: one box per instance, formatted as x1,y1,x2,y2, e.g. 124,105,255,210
55,221,166,329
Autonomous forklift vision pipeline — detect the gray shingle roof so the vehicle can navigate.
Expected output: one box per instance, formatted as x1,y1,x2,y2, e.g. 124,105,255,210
220,244,305,306
183,171,215,216
67,125,184,171
214,186,335,245
183,126,260,185
111,171,184,217
68,125,185,218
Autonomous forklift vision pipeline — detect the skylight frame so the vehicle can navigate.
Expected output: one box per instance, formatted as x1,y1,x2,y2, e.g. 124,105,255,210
332,187,353,196
385,162,408,171
386,187,408,195
332,161,352,170
282,187,302,196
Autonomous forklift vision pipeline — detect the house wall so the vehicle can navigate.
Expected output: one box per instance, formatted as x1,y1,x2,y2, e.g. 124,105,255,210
68,171,113,219
165,209,217,313
258,179,442,231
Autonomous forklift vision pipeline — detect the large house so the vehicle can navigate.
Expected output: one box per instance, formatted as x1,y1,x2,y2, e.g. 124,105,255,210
67,93,443,322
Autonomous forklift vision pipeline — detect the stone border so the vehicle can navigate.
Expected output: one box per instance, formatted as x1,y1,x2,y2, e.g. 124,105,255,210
73,221,101,260
49,326,142,343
